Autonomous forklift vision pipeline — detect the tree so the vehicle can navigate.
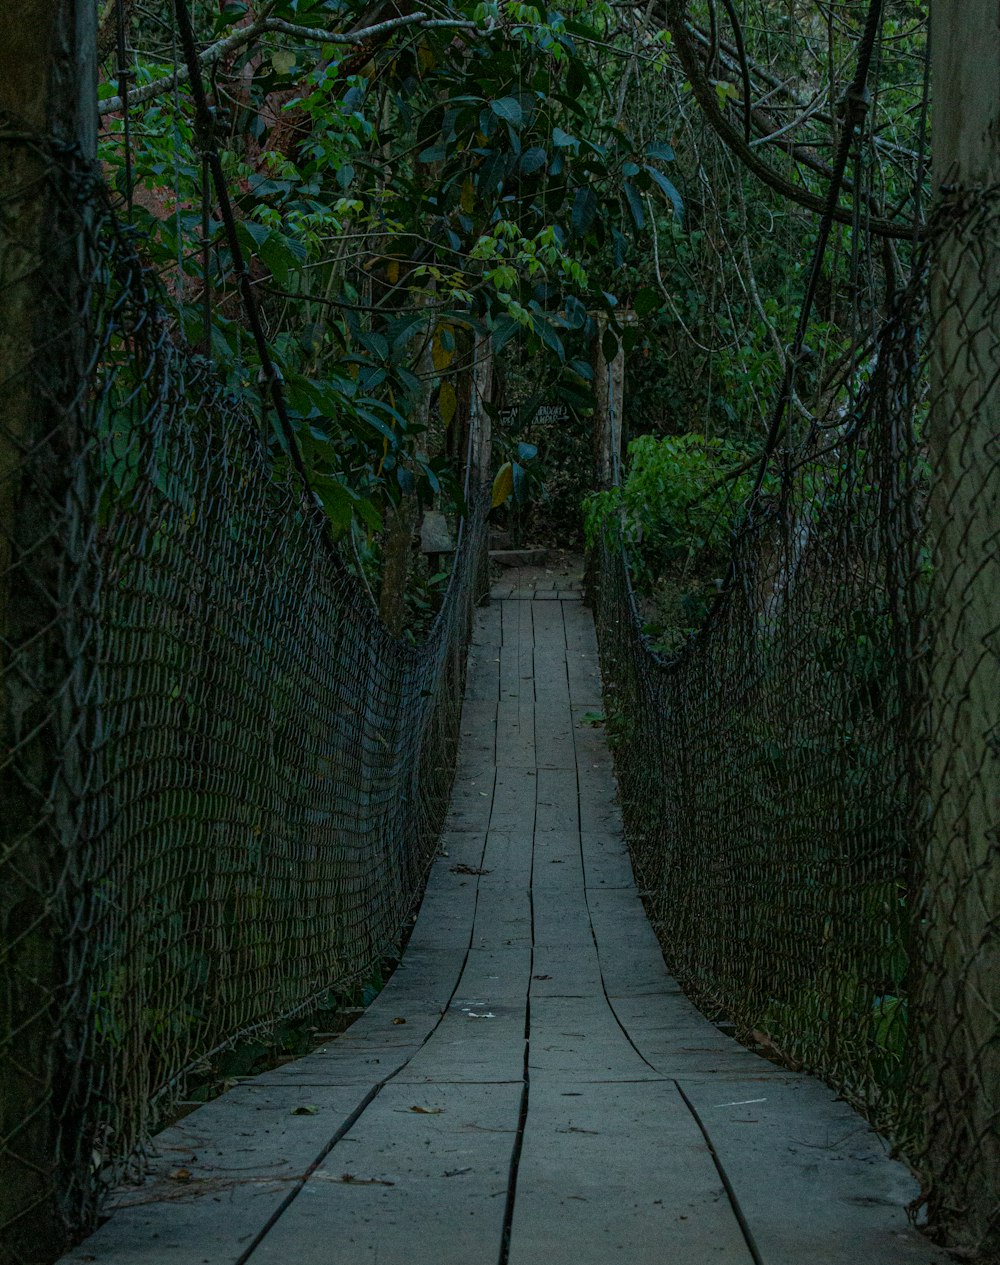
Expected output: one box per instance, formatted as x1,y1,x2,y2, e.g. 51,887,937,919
0,1,100,1258
922,0,1000,1255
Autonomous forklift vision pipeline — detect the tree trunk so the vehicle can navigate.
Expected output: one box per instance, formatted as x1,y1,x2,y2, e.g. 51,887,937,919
922,2,1000,1255
0,2,98,1258
378,495,416,636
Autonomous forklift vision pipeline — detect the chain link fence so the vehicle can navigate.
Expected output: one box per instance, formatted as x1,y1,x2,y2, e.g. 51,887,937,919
590,187,999,1259
0,139,487,1264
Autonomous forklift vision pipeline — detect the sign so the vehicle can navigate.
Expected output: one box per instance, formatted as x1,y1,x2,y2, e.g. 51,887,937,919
499,401,571,428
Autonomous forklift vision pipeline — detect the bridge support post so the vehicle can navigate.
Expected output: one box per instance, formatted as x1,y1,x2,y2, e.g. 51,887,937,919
0,2,99,1258
591,315,627,490
470,335,493,495
922,2,1000,1255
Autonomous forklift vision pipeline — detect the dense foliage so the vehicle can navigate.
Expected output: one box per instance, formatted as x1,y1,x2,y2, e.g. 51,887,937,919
100,0,928,629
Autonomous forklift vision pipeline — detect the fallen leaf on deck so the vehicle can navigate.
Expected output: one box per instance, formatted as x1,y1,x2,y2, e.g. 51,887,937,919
408,1105,444,1114
290,1105,319,1115
533,974,552,980
339,1173,395,1186
168,1168,192,1183
392,1017,407,1025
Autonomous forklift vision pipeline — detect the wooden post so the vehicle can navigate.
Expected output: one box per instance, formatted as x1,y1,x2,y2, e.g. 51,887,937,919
470,335,493,495
921,1,1000,1256
591,314,627,489
0,1,98,1257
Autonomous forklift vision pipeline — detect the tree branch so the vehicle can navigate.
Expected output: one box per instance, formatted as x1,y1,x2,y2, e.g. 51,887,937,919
99,9,484,117
665,1,922,239
682,12,925,225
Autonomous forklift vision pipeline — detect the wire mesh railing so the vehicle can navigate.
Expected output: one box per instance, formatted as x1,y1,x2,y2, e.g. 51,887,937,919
0,134,487,1263
590,180,1000,1262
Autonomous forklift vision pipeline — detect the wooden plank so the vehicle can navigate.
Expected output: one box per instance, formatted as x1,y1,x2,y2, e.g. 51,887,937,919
516,598,536,756
57,1083,368,1265
454,696,496,779
489,766,537,834
398,945,529,1083
532,687,573,739
496,599,534,769
605,993,783,1082
507,1079,754,1265
530,830,585,893
533,701,575,770
575,763,623,835
534,767,578,834
561,600,599,655
464,607,501,702
443,764,495,832
469,868,532,952
528,994,657,1082
682,1079,944,1264
248,1081,522,1265
562,604,602,706
480,829,534,891
579,831,635,891
531,885,592,950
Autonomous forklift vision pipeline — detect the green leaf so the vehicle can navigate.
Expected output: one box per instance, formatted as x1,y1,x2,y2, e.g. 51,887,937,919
645,165,684,220
259,232,305,285
313,479,354,535
623,182,645,230
531,313,565,361
512,460,527,505
571,186,598,236
645,141,675,162
566,59,590,98
552,127,577,148
271,49,296,76
579,710,605,726
491,314,520,353
439,380,457,427
355,406,396,443
519,146,547,176
634,286,660,318
355,497,383,533
490,96,523,126
235,219,270,255
492,461,514,507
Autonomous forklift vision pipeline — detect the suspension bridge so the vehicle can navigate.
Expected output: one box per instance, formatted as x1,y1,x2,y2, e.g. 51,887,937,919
48,561,939,1265
3,4,1000,1263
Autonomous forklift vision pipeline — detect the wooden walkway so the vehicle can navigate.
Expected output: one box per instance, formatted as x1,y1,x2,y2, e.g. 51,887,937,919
63,560,943,1265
